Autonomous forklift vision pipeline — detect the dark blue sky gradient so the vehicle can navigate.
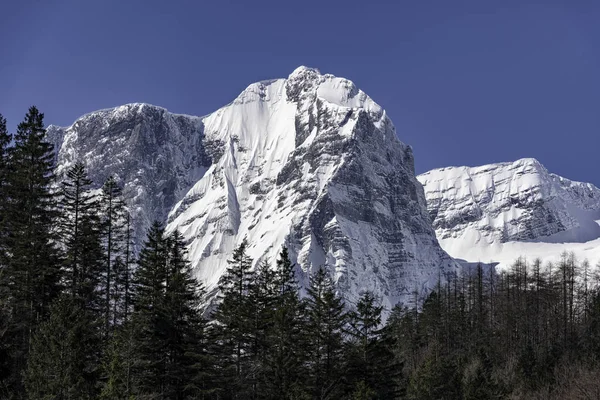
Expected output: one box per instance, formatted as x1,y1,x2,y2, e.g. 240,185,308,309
1,0,599,184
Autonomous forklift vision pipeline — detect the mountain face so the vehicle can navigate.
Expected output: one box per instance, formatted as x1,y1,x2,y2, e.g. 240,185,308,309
417,158,600,266
48,67,459,310
47,104,209,248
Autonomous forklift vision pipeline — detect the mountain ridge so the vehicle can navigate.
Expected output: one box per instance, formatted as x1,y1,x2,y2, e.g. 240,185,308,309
48,67,460,311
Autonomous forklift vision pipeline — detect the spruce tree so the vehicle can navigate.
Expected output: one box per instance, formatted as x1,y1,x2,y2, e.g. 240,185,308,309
1,107,61,396
99,324,135,400
346,291,397,399
163,231,208,399
247,259,277,397
0,113,12,392
24,294,99,400
0,113,12,261
304,267,347,399
129,221,169,397
99,176,127,334
210,238,255,398
261,247,306,398
129,224,208,399
59,163,104,310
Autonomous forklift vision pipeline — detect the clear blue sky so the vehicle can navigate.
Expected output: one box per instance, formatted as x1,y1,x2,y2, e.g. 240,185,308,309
1,0,599,185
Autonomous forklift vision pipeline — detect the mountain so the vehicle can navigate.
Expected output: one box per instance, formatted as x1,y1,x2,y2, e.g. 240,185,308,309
417,158,600,268
47,67,459,310
47,103,210,249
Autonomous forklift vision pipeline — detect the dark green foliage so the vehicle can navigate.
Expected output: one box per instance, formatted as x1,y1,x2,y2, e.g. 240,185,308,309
0,107,62,396
304,267,347,399
260,248,306,398
100,176,128,334
99,324,135,400
210,238,256,398
129,223,207,399
407,345,462,400
346,292,399,399
24,294,99,400
0,113,12,259
59,163,104,305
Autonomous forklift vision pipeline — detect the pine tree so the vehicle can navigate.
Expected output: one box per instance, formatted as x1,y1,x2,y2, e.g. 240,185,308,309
0,113,12,261
261,247,306,398
346,291,398,399
24,294,99,400
304,267,347,399
247,259,277,397
0,113,12,394
163,231,208,399
129,221,169,398
99,176,128,334
129,224,208,399
210,238,255,398
1,107,62,396
59,163,103,309
99,324,135,400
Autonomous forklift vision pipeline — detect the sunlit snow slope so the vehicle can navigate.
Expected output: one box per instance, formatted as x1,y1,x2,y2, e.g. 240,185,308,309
417,158,600,269
49,67,459,310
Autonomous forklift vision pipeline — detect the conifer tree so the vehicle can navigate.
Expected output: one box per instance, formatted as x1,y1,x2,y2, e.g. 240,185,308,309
129,224,208,399
346,291,398,399
1,107,61,395
163,231,208,399
129,222,169,397
0,113,12,260
99,324,135,400
304,267,347,399
210,238,255,398
100,176,127,334
0,113,12,395
261,247,306,398
24,294,99,400
59,163,104,310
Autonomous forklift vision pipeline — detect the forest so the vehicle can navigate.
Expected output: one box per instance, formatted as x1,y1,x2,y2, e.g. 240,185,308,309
2,107,600,399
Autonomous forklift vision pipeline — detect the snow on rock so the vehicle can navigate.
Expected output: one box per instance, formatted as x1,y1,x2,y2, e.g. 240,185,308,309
417,158,600,269
46,103,209,248
49,67,460,311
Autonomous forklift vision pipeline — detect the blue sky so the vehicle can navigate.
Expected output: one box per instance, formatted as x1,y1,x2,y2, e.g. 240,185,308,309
1,0,599,184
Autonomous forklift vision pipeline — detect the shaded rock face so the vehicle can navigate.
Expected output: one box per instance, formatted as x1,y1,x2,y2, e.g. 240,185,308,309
417,158,600,245
49,67,459,311
47,103,210,247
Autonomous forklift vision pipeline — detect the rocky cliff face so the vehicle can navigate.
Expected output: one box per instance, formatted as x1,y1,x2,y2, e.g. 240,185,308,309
47,103,209,247
49,67,459,310
417,158,600,246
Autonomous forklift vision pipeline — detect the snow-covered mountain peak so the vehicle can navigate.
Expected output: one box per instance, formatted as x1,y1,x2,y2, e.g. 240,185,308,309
49,67,459,311
417,159,600,269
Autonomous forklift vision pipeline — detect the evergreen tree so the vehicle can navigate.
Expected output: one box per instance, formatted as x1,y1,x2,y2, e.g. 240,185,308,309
163,231,208,399
24,294,99,400
59,163,104,310
99,324,135,400
129,221,169,398
304,267,347,399
0,113,12,260
129,224,208,399
261,247,306,398
99,176,128,334
346,291,398,399
210,238,255,399
1,107,61,396
407,344,462,400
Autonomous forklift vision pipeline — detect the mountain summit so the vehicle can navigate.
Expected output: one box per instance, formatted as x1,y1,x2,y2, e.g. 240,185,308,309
48,67,459,309
417,158,600,267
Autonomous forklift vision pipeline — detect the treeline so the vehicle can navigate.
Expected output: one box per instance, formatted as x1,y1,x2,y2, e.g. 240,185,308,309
2,107,600,399
0,107,398,399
